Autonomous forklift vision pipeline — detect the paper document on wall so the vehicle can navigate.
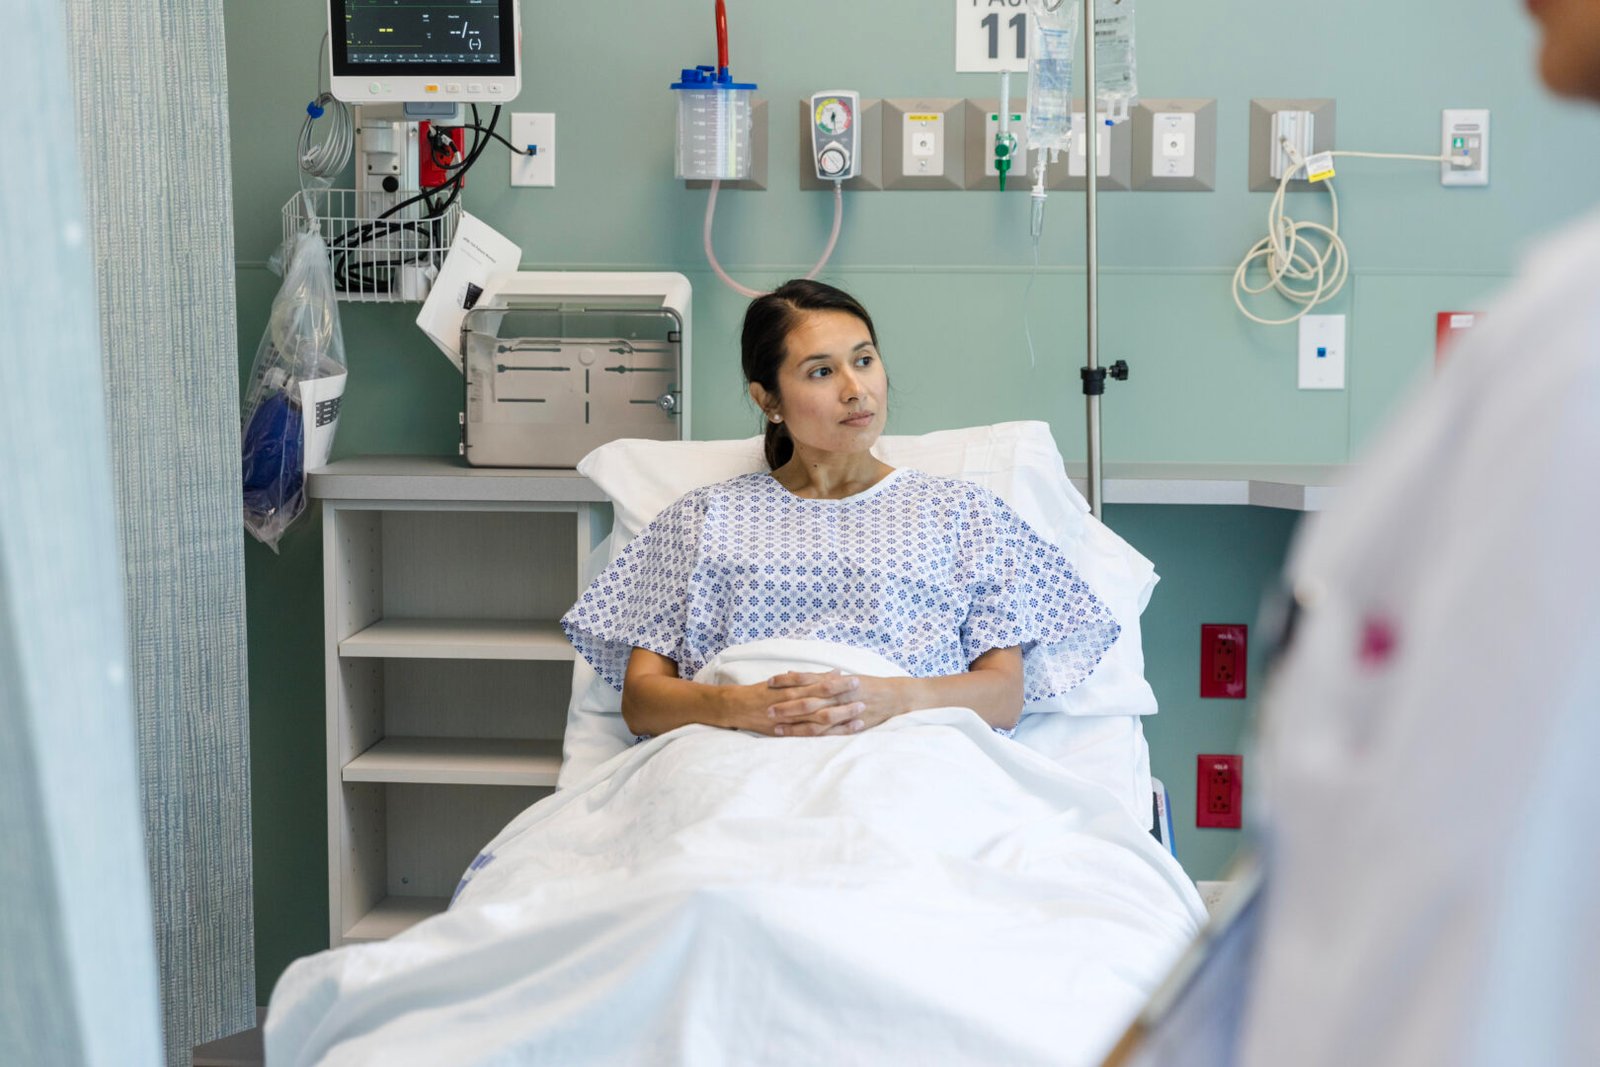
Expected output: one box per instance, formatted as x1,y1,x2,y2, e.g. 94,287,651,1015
416,212,522,372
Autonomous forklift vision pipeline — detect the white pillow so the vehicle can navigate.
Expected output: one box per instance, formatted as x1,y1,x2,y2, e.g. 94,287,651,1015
558,421,1159,787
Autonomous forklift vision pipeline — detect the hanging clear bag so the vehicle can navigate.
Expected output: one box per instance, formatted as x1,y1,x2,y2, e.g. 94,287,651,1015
240,226,348,552
1027,0,1079,157
1093,0,1139,123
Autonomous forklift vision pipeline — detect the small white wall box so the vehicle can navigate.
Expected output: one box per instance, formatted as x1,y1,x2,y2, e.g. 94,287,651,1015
1440,109,1490,187
460,273,692,467
1298,314,1346,391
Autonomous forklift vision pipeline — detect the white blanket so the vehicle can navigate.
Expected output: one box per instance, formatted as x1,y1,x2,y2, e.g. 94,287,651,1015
266,641,1206,1066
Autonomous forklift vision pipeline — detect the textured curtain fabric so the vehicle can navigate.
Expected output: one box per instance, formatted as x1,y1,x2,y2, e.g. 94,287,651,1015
0,3,165,1064
60,0,257,1060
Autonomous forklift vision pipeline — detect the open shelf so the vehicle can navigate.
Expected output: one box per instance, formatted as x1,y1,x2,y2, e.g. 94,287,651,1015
339,618,574,660
344,736,563,787
342,895,450,943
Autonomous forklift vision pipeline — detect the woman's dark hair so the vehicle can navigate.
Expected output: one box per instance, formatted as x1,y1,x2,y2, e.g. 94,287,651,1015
741,279,881,470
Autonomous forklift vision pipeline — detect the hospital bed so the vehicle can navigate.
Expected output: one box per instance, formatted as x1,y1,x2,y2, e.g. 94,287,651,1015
265,422,1208,1067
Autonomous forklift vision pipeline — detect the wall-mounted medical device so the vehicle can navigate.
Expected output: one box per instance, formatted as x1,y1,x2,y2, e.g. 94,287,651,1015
809,91,861,181
327,0,522,104
459,273,692,468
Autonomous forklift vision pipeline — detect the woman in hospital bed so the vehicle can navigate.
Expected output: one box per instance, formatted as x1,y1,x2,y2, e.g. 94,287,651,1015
566,278,1120,744
264,281,1205,1067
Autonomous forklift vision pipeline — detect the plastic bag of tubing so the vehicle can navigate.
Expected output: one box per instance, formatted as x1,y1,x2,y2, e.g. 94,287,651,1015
241,228,347,552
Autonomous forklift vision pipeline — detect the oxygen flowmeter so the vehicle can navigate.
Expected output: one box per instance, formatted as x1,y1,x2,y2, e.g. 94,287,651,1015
810,91,861,181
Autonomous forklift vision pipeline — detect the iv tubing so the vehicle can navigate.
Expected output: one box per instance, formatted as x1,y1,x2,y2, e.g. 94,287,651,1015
704,178,843,299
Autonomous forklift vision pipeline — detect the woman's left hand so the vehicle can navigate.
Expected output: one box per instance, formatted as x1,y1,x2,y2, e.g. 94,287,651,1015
763,671,910,736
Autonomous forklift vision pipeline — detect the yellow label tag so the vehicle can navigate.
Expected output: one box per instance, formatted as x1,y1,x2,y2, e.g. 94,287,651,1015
907,114,941,123
1306,151,1336,182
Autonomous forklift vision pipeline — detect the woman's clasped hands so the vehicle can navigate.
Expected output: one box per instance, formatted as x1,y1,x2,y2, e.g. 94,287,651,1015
760,669,908,737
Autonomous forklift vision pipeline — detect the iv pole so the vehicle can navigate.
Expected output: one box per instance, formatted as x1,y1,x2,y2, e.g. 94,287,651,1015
1077,0,1128,520
1083,0,1102,518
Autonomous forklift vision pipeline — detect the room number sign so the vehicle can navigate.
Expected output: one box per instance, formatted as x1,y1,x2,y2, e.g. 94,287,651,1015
955,0,1030,73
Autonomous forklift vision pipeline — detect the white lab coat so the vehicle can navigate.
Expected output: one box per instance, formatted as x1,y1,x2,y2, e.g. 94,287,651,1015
1238,209,1600,1067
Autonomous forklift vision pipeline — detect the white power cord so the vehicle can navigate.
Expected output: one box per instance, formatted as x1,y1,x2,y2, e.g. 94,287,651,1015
704,178,843,298
1232,142,1464,326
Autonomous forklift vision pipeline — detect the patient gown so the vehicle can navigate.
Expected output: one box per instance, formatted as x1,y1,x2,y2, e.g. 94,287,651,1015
562,467,1120,702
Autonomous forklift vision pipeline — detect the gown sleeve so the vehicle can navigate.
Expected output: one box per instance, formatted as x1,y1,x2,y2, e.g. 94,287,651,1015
958,489,1122,703
561,489,709,691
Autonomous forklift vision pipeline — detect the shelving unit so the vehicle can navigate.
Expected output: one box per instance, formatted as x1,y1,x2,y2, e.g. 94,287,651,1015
310,456,608,947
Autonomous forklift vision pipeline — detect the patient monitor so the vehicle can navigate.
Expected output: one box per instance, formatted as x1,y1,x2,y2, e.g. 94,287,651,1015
327,0,522,105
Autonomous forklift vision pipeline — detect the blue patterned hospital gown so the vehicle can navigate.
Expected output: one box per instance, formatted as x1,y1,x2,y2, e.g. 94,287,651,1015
562,468,1120,702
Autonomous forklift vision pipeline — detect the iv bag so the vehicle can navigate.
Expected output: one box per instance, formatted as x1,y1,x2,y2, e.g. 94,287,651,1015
1094,0,1139,123
1026,0,1079,156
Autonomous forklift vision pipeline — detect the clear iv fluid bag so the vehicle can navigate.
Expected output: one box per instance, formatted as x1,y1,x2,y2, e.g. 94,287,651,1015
1094,0,1139,123
1026,1,1078,155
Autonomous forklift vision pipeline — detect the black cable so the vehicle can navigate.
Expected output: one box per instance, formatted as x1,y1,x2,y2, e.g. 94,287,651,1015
452,123,533,156
329,105,504,294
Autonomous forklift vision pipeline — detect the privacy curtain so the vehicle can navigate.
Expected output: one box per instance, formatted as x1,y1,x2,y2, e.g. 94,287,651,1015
60,0,257,1060
0,3,165,1064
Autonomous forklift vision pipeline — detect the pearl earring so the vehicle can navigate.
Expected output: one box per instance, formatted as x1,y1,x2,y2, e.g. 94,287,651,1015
770,414,783,423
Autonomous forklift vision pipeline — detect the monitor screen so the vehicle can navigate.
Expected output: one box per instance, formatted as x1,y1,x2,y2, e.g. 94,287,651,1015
331,0,516,78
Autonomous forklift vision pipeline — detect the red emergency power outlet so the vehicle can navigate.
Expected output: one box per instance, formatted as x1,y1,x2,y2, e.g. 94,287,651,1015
1200,623,1247,699
419,122,466,189
1196,754,1243,829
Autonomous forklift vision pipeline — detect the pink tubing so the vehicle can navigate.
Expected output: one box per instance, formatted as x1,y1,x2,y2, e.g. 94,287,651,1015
704,178,843,300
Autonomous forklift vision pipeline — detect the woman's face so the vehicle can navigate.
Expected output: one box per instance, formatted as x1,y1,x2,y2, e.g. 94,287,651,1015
1530,0,1600,99
755,309,888,458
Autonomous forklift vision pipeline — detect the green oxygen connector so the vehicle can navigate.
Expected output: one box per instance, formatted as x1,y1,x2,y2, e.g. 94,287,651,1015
995,133,1017,191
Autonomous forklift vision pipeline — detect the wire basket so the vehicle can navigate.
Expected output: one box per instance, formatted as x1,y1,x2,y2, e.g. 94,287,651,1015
282,188,461,303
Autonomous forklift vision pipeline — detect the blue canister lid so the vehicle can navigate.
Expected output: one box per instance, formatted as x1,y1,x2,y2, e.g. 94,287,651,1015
670,64,757,91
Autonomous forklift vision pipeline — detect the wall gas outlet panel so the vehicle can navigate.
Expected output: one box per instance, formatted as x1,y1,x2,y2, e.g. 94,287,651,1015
1131,99,1217,191
1054,103,1133,191
810,91,861,181
882,99,963,190
1248,98,1336,191
1269,109,1315,180
1441,109,1490,187
906,112,945,177
1153,111,1196,178
1068,112,1113,178
961,98,1062,192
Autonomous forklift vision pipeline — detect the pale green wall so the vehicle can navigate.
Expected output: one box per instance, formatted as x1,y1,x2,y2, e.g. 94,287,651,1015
225,0,1600,994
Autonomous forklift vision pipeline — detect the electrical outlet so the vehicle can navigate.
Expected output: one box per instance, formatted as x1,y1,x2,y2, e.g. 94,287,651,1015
1196,754,1243,829
1200,623,1247,699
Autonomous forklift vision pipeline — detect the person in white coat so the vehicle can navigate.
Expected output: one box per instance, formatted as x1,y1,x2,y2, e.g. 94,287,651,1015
1237,3,1600,1065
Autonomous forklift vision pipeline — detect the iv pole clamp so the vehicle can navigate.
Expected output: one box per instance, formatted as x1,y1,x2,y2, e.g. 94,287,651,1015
1081,361,1129,396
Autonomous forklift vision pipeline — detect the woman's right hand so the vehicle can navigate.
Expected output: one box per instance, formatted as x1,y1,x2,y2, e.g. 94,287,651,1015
755,669,867,736
623,649,864,737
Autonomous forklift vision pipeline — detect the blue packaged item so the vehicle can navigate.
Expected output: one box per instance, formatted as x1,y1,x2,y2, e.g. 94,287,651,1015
240,229,347,552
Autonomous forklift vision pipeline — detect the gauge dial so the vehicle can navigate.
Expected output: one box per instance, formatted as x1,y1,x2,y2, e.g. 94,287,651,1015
815,98,852,135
